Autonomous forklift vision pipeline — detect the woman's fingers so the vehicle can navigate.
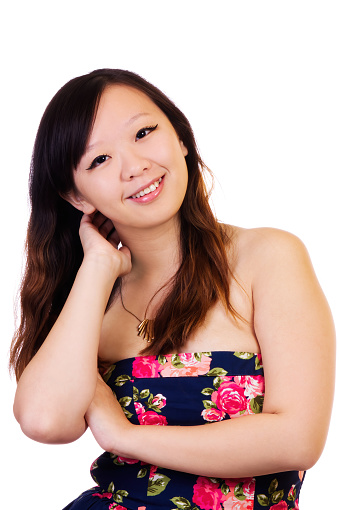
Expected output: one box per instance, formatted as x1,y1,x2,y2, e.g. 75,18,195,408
87,212,118,242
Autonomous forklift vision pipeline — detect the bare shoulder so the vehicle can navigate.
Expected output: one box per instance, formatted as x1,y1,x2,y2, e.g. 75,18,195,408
224,225,311,280
226,224,306,253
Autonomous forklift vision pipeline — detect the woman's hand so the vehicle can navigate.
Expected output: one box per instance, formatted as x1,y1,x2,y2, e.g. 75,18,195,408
80,212,132,277
85,373,134,455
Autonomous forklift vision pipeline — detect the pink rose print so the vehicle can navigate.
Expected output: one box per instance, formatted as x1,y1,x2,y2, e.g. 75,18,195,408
222,478,255,509
256,353,263,368
160,353,212,377
132,356,161,378
151,393,167,409
202,408,225,422
233,375,265,399
138,507,146,510
211,380,247,415
270,502,288,510
294,499,299,509
288,485,296,500
109,505,128,510
134,402,146,415
116,456,140,464
92,492,113,499
138,410,168,426
149,465,157,478
223,499,253,510
192,476,225,510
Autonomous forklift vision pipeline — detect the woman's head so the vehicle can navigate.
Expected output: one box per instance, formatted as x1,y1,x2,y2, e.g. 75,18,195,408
67,84,189,232
32,69,205,208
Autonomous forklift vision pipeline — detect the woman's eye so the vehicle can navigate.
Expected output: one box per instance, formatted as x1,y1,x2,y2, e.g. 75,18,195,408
86,154,110,170
136,124,158,140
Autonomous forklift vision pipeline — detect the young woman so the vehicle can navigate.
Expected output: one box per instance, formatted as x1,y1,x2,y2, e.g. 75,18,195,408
10,69,335,510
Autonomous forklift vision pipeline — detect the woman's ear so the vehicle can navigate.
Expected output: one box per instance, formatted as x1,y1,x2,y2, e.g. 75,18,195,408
62,190,96,214
180,140,188,157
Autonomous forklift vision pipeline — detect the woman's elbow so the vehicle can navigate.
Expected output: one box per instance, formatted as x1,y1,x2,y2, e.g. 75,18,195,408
293,436,326,471
14,405,87,444
286,423,328,472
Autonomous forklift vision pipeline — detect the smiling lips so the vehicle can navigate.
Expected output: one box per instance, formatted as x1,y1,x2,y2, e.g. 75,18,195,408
130,177,163,199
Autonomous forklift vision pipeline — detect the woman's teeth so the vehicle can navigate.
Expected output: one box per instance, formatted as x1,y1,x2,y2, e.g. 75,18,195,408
131,177,162,199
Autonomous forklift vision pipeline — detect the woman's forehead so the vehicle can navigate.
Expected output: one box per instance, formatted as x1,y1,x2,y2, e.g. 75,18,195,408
97,84,161,119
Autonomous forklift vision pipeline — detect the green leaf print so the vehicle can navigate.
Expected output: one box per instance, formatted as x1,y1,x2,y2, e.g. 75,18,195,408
206,367,228,377
255,355,262,370
234,482,246,501
102,365,116,382
107,481,115,493
113,489,129,503
147,473,171,496
221,482,230,496
158,354,167,365
257,494,270,506
194,352,202,362
234,352,254,360
113,457,124,466
268,479,278,495
123,409,133,419
119,396,132,407
213,376,224,389
140,389,150,399
170,496,192,509
202,400,218,410
250,395,264,414
171,354,185,368
257,478,285,507
288,486,296,501
147,393,155,404
114,374,131,386
133,386,139,400
201,387,214,395
202,351,212,356
147,404,161,413
271,490,284,504
137,467,148,478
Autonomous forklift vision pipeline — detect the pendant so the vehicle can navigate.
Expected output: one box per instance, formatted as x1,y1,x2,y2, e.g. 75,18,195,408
137,319,154,343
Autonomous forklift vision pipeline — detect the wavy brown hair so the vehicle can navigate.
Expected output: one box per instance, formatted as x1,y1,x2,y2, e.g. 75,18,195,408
10,69,238,381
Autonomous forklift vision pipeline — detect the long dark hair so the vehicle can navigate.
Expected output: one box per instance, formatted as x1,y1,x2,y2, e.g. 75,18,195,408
10,69,238,380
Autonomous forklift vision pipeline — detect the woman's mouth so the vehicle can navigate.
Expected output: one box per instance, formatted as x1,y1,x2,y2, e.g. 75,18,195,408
130,176,163,199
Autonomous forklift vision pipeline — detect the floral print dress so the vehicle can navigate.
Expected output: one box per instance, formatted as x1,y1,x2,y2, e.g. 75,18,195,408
63,351,304,510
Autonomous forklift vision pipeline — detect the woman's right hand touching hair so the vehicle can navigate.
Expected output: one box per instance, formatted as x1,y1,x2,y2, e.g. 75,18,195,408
80,211,132,278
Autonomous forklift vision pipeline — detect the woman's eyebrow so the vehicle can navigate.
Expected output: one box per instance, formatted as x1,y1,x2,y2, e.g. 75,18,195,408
85,113,152,154
125,112,152,126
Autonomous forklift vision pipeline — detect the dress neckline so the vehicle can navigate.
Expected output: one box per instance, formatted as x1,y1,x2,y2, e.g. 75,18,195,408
109,349,261,366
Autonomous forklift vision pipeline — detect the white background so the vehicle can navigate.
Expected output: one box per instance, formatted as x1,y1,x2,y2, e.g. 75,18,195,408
1,1,338,508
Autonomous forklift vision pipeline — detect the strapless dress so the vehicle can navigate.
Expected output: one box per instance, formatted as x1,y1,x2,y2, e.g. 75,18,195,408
63,351,304,509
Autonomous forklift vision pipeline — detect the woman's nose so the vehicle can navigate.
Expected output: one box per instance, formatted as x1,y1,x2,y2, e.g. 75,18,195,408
120,147,151,180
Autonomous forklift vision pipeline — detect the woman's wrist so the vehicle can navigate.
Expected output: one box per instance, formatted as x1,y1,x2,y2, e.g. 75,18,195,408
109,421,137,458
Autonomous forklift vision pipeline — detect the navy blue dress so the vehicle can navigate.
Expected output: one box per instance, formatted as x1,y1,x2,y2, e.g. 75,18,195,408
63,351,304,509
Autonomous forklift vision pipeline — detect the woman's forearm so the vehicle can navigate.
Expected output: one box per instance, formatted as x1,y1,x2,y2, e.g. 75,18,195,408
14,255,119,443
115,412,319,478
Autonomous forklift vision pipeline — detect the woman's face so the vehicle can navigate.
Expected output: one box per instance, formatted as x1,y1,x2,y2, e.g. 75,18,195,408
69,85,188,232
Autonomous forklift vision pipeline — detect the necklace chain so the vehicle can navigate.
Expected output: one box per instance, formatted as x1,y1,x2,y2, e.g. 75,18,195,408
120,283,155,343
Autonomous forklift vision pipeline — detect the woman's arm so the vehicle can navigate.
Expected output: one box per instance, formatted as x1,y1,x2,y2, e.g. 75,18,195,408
86,229,335,477
13,213,131,444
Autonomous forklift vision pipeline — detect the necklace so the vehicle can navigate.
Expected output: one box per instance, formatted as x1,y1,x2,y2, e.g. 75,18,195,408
120,284,155,343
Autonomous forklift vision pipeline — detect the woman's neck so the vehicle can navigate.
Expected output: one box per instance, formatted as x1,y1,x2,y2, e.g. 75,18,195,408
116,217,182,283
